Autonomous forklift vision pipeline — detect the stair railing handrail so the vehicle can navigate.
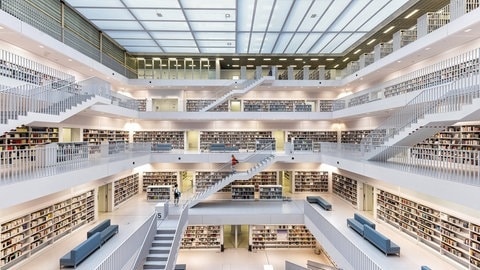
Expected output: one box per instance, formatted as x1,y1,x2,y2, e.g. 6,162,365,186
181,142,276,206
359,74,480,149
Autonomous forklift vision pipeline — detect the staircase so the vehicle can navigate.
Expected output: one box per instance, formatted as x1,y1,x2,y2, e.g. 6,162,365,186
143,229,176,270
200,77,270,112
361,78,480,161
189,154,276,208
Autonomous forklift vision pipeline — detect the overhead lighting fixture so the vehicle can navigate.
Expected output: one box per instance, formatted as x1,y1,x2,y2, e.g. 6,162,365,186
279,58,287,61
39,45,44,48
203,65,211,67
342,57,349,62
232,65,239,67
232,58,240,61
425,47,431,50
334,64,339,68
263,58,271,61
367,39,376,45
383,26,395,34
326,58,334,61
248,58,255,61
276,65,282,67
161,64,167,67
464,28,472,32
295,58,303,61
353,49,361,54
225,13,230,19
168,57,177,60
311,58,319,61
404,9,419,19
247,65,254,67
290,65,297,67
310,14,317,18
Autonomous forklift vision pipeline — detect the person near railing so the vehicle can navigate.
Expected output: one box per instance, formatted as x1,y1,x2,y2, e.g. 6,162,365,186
231,154,238,173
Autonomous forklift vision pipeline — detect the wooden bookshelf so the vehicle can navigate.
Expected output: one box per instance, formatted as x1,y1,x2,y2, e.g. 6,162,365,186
142,171,178,191
133,131,185,150
250,225,316,250
113,174,139,207
82,128,129,144
332,173,358,207
146,185,171,201
0,190,94,269
293,171,329,192
181,225,222,249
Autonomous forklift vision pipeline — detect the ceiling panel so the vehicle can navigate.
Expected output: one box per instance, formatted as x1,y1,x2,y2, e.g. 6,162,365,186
76,8,134,20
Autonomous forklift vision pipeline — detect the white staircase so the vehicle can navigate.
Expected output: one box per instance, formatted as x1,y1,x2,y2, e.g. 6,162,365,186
143,229,176,270
200,77,271,112
189,154,276,207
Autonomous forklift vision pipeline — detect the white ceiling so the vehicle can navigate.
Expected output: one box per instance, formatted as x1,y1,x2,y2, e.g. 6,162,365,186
63,0,411,55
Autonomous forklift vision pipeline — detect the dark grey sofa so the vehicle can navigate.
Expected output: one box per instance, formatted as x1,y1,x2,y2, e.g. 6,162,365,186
363,225,400,256
87,219,119,244
60,232,101,268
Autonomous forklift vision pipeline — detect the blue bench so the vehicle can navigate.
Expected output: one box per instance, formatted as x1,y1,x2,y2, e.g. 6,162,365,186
87,219,119,245
152,143,173,152
209,143,239,152
363,225,400,256
60,232,101,268
347,213,376,236
421,266,431,270
306,196,332,211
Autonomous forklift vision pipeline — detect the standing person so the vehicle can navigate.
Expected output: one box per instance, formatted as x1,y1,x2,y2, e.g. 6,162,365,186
231,154,238,173
173,183,180,206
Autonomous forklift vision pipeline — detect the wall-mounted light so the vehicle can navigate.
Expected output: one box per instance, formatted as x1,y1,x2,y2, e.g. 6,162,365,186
383,26,395,34
342,57,349,62
367,39,376,45
404,9,419,19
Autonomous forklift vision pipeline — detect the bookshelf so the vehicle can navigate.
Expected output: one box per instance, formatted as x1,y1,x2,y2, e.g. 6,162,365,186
56,142,88,163
256,138,276,151
186,100,228,112
146,185,171,201
0,126,59,151
340,129,386,145
199,131,273,152
113,174,139,207
287,131,338,145
0,190,94,269
376,189,480,268
195,172,231,193
332,173,358,207
136,99,147,111
133,131,185,150
231,185,255,200
82,129,129,144
180,225,223,249
243,100,312,112
142,171,178,191
293,171,329,192
259,185,282,200
319,100,334,112
226,171,278,192
250,225,316,250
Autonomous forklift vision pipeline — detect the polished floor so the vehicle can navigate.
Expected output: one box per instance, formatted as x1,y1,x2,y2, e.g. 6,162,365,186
9,191,463,270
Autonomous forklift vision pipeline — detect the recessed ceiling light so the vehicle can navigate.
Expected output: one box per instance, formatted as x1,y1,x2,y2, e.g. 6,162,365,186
248,58,255,61
232,64,239,67
295,58,303,61
232,58,240,61
342,57,349,62
334,64,339,68
0,26,4,30
276,65,282,67
68,59,72,61
404,9,419,19
161,64,167,67
279,58,287,61
326,58,334,61
311,58,318,61
168,57,177,60
225,13,230,19
464,28,472,32
39,45,44,48
290,65,297,67
353,49,361,54
425,47,431,50
204,65,211,67
247,64,254,67
383,26,395,33
263,58,271,61
367,39,376,45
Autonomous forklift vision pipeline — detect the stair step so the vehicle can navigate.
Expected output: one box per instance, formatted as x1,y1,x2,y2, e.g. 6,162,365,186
146,254,169,261
152,240,173,247
143,261,166,269
157,229,176,234
149,247,171,254
154,234,174,240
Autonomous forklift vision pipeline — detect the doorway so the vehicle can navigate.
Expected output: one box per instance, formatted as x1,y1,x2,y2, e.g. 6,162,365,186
362,183,374,211
223,225,249,249
98,183,113,212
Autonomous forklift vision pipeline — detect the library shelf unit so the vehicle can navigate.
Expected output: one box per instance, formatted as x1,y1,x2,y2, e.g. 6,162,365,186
136,99,147,111
56,142,88,163
0,126,59,151
231,185,255,200
113,173,139,207
180,225,223,249
256,138,276,151
142,171,178,191
195,171,232,193
332,173,358,207
146,185,171,201
243,100,312,112
82,128,129,144
286,131,338,145
186,100,228,112
227,171,279,193
319,100,334,112
0,190,94,269
258,185,283,200
249,225,316,250
293,171,329,193
199,131,273,152
376,189,480,269
133,131,185,150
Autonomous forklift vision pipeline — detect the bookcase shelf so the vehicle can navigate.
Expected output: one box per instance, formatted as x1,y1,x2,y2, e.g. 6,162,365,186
250,225,316,250
319,100,334,112
293,171,329,192
181,225,223,249
223,171,278,193
186,100,228,112
113,174,139,207
199,131,273,152
0,190,94,269
82,128,129,144
136,99,147,111
195,171,232,193
332,173,358,207
231,185,255,200
376,189,480,269
146,185,171,201
259,185,283,200
142,172,178,191
133,131,185,150
243,100,312,112
0,126,59,151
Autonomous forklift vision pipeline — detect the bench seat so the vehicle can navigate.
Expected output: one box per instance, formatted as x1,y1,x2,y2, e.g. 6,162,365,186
306,196,332,211
60,232,101,268
347,218,365,236
87,219,119,244
363,226,400,256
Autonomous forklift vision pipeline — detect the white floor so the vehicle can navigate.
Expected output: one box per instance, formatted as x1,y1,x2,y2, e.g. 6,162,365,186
8,191,464,270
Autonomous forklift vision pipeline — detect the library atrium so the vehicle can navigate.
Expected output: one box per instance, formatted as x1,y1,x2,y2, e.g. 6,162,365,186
1,0,480,269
